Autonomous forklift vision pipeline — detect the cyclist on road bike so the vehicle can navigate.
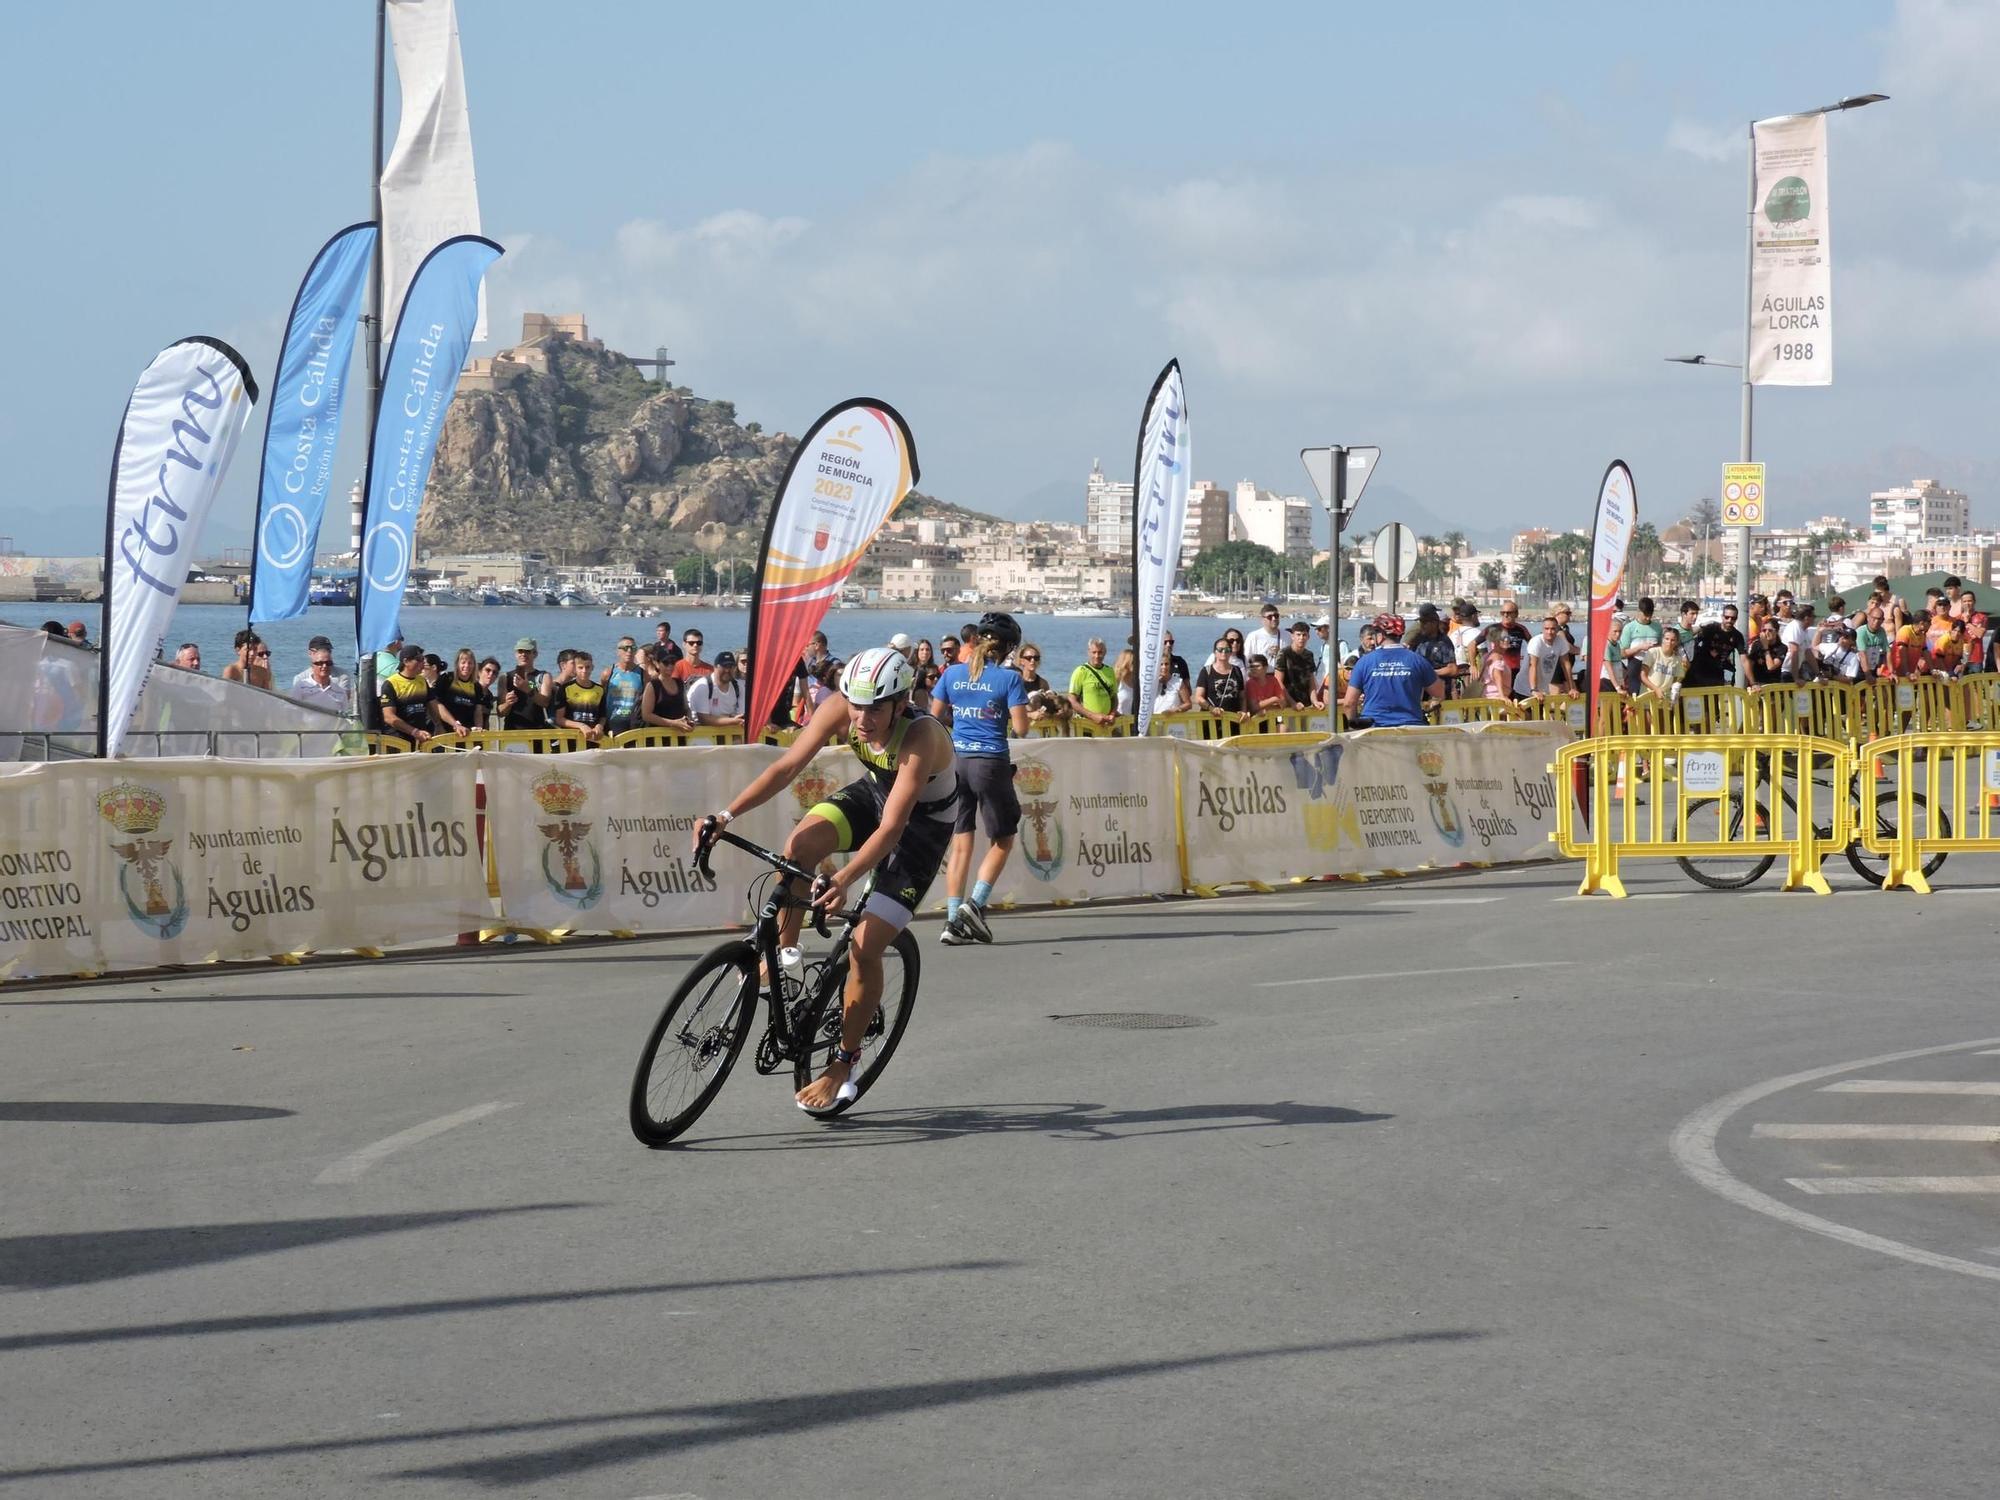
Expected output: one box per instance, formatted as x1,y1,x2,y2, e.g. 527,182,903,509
694,646,957,1110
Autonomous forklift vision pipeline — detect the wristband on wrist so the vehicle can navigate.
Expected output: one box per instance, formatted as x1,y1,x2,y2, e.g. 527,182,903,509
715,809,733,825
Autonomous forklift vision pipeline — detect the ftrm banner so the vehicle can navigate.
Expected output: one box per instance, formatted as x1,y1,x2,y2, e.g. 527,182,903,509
355,234,502,655
248,222,377,624
744,399,919,736
100,338,259,758
1130,359,1188,738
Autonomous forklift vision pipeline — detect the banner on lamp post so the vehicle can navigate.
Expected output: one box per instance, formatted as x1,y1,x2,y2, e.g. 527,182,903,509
248,222,377,624
355,234,502,656
1130,359,1189,739
99,338,259,758
1749,112,1832,386
744,399,919,737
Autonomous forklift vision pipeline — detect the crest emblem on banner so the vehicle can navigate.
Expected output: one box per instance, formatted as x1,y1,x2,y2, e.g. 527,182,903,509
96,782,189,938
812,524,832,552
532,770,602,908
1016,757,1064,880
791,762,841,815
1417,748,1465,848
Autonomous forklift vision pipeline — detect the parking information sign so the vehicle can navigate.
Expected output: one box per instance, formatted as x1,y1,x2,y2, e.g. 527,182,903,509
1721,462,1765,526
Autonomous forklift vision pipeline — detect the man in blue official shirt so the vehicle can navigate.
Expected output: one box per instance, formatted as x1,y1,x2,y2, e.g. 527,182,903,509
1340,617,1445,728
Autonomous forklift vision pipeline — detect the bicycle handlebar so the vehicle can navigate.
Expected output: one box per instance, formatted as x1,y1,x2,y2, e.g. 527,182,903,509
694,821,845,937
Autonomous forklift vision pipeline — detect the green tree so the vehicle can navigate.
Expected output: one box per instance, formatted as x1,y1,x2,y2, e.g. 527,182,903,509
1478,560,1506,592
1186,540,1288,595
672,555,713,593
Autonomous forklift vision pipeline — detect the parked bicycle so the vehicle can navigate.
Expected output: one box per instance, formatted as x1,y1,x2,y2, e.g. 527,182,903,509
1675,756,1949,891
628,828,919,1146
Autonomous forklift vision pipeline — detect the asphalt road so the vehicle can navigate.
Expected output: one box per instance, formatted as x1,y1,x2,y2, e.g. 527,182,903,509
4,854,2000,1498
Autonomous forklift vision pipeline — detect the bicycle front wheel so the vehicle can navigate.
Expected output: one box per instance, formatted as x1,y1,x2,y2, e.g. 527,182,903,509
1676,790,1776,890
1846,788,1951,888
629,940,758,1147
794,929,920,1119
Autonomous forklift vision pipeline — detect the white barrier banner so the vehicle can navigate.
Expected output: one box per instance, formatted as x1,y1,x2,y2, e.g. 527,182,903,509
484,747,795,936
0,756,487,981
990,737,1180,907
1178,724,1566,888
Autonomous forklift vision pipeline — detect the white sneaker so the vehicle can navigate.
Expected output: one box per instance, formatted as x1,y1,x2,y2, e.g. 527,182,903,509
957,902,994,944
939,916,972,945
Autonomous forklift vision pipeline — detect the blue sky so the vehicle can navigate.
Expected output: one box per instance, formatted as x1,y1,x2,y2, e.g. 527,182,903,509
2,0,1995,557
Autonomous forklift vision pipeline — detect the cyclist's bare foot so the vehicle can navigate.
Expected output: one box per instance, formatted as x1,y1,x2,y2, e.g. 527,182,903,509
795,1059,853,1110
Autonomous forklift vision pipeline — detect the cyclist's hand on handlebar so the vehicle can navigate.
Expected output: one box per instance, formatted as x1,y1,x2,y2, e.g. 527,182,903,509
810,866,854,912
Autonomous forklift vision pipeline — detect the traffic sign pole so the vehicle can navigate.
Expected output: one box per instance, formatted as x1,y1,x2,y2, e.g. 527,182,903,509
1328,448,1346,736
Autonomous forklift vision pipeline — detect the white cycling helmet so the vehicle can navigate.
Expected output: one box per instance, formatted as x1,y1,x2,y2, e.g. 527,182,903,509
841,646,915,705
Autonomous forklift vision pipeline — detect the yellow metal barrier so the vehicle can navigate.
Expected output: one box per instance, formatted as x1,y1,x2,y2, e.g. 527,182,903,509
1433,698,1517,726
1853,676,1958,739
1554,734,1850,898
1517,694,1590,733
1857,732,2000,893
606,725,765,749
346,731,411,755
1951,674,2000,731
420,728,587,754
1745,681,1858,743
1146,710,1213,740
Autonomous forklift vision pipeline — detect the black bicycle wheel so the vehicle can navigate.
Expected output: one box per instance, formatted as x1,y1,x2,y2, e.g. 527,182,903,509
629,941,758,1147
793,928,920,1119
1676,790,1776,890
1846,788,1951,888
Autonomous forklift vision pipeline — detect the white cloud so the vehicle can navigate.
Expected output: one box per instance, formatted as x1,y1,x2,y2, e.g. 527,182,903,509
1666,119,1741,164
1886,0,2000,123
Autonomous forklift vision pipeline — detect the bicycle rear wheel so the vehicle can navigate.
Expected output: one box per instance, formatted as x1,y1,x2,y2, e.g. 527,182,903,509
1676,790,1776,890
794,929,920,1119
629,941,758,1146
1846,788,1951,888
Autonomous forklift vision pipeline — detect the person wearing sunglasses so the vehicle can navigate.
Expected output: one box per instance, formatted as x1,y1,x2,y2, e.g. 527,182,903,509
287,635,354,716
1014,643,1068,724
221,628,275,691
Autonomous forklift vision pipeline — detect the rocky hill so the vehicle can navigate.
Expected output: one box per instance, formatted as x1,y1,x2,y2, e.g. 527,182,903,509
420,338,983,566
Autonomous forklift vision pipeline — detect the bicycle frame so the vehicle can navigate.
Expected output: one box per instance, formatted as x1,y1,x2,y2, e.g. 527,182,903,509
697,826,860,1065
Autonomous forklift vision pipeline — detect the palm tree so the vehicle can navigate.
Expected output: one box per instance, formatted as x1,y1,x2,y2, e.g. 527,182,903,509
1442,530,1468,561
1478,560,1506,592
1628,523,1663,597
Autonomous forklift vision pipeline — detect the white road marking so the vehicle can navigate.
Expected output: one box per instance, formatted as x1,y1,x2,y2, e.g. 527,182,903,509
1363,896,1506,907
1976,1049,2000,1056
1670,1036,2000,1285
1754,1124,2000,1142
315,1102,517,1185
1788,1176,2000,1195
1553,892,1684,902
1820,1080,2000,1096
1256,961,1570,989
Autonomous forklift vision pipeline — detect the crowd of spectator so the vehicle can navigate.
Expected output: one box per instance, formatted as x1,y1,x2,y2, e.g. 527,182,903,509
93,574,1996,747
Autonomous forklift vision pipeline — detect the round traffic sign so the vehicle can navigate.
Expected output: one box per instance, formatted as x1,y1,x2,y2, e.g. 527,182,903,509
1744,482,1762,502
1724,481,1743,502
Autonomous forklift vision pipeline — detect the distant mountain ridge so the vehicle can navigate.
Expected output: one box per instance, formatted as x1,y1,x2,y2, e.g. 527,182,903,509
420,333,992,566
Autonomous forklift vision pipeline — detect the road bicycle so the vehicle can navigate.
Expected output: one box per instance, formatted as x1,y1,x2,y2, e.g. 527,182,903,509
628,827,919,1146
1674,758,1950,891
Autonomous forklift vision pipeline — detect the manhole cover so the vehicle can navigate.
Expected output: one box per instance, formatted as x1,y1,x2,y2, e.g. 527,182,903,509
1048,1012,1217,1030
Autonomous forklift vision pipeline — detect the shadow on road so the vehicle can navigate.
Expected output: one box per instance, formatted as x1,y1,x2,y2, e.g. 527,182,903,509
0,1204,590,1292
0,1259,1017,1353
0,1330,1485,1488
0,989,513,1008
675,1099,1392,1152
0,1101,294,1124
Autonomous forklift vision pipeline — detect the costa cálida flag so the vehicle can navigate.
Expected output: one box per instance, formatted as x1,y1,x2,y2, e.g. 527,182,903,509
355,234,502,655
99,337,259,757
1585,459,1637,740
1130,359,1189,738
745,399,919,736
248,222,377,624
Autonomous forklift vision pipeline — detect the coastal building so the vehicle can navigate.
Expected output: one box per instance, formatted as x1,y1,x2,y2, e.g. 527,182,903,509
1183,481,1232,567
1869,479,1970,545
881,559,974,602
1910,537,1997,587
1085,460,1135,560
1232,482,1314,562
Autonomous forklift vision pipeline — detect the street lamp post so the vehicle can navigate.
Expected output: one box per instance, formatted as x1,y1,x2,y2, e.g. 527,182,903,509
1670,92,1886,620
